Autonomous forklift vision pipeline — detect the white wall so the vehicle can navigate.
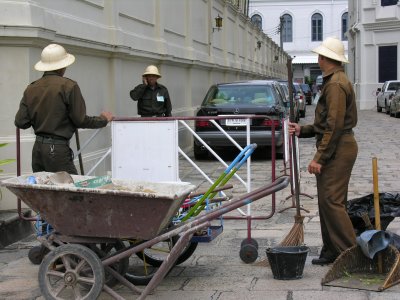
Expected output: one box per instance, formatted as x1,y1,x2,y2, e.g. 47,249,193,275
0,0,288,209
348,0,400,109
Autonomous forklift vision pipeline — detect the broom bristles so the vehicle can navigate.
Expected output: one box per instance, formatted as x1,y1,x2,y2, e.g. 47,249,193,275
255,216,305,267
279,215,305,246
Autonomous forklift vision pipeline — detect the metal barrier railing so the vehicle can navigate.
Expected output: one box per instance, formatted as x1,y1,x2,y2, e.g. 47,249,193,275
15,115,284,220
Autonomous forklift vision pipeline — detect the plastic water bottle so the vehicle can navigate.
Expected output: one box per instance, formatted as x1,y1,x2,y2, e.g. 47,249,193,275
26,176,37,184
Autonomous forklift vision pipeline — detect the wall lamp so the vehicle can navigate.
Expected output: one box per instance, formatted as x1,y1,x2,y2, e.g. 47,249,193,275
213,14,223,32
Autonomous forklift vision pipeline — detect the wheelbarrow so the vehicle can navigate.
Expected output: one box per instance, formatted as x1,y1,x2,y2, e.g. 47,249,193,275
322,158,400,291
1,172,289,299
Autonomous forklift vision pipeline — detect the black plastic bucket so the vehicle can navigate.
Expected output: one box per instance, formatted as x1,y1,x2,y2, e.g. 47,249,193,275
266,246,309,280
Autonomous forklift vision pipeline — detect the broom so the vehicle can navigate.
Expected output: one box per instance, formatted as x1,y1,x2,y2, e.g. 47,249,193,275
255,58,303,266
278,57,304,246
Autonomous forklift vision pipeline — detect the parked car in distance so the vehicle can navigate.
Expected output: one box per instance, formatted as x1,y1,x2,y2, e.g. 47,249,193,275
300,83,313,105
376,80,400,114
277,80,299,122
389,89,400,118
293,82,306,118
194,80,289,159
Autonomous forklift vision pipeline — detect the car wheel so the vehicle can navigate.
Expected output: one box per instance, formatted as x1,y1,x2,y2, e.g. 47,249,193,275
377,101,382,112
194,142,208,160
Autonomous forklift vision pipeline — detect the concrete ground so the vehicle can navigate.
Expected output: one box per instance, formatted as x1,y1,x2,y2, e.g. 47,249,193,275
1,105,400,299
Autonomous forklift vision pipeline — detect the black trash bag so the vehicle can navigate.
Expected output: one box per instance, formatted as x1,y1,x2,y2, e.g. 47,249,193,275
347,192,400,235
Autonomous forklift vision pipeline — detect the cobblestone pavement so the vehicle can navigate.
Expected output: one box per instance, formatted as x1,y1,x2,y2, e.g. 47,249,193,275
1,105,400,299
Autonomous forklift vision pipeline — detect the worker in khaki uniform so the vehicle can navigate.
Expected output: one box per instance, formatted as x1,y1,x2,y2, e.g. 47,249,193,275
289,37,358,265
130,65,172,117
15,44,113,175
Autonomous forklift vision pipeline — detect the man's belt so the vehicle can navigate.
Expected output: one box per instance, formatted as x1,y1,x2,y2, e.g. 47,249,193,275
36,135,69,145
315,129,353,141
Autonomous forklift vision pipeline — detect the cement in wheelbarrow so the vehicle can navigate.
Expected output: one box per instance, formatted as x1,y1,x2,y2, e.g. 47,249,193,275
1,172,195,240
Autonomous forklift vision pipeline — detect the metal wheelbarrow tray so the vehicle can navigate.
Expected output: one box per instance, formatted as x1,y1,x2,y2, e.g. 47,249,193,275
1,173,290,299
1,172,196,240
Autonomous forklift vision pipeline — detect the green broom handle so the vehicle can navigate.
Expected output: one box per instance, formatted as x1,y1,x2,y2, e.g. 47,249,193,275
191,144,257,216
182,144,256,220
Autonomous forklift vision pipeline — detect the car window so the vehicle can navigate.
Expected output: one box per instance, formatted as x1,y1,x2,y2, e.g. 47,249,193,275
388,82,400,91
204,85,276,106
272,84,286,106
279,84,289,98
274,84,285,103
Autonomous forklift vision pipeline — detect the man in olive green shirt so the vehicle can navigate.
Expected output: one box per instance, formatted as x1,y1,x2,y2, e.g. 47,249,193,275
15,44,113,174
289,37,357,265
130,65,172,117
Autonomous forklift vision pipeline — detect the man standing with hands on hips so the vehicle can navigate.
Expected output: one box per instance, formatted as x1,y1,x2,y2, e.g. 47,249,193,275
288,37,358,265
130,65,172,117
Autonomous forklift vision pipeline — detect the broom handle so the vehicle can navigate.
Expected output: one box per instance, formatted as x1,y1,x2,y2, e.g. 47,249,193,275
287,58,301,217
372,158,381,230
372,157,382,273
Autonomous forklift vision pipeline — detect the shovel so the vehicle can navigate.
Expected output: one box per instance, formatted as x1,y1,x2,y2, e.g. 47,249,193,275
321,157,400,291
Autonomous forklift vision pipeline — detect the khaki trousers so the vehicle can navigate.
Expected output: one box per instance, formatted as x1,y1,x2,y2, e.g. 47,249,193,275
316,133,358,259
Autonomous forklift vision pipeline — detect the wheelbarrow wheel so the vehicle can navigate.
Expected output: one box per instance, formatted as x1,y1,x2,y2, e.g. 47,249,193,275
239,243,258,264
28,245,50,265
39,244,104,300
125,255,159,286
86,240,128,287
240,238,259,250
136,236,198,267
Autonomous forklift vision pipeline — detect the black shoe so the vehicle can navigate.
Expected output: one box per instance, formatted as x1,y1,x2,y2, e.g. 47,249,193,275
311,257,336,265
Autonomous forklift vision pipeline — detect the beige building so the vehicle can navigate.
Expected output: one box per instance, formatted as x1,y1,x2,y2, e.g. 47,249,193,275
347,0,400,109
0,0,288,210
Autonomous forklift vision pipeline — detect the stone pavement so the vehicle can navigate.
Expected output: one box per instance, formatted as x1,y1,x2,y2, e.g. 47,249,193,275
1,106,400,299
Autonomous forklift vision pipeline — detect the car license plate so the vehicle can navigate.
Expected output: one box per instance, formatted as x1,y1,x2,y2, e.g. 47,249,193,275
225,118,248,126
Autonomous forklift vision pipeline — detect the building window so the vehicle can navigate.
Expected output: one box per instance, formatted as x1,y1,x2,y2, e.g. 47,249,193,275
379,45,397,82
282,14,293,43
341,12,348,41
251,14,262,30
311,13,323,42
381,0,398,6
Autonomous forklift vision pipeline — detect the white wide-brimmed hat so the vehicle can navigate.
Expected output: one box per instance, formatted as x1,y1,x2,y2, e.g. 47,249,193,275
312,37,348,64
34,44,75,71
142,65,161,78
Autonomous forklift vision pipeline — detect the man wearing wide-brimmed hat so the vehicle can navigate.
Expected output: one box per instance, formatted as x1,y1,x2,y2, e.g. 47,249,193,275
289,37,358,265
130,65,172,117
15,44,113,174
